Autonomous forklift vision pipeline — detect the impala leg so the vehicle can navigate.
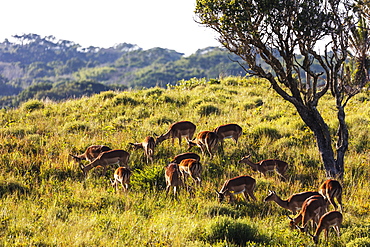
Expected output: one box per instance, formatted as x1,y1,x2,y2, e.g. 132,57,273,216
328,197,338,210
248,191,257,201
242,191,250,201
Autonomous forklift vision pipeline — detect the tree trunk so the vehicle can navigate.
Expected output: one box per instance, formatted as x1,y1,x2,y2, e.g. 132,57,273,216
335,105,347,178
294,104,341,178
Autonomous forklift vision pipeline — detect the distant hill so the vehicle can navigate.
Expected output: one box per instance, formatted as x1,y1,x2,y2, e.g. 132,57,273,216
0,34,251,108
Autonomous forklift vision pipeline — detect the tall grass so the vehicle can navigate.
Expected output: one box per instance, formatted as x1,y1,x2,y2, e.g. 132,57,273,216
0,77,369,246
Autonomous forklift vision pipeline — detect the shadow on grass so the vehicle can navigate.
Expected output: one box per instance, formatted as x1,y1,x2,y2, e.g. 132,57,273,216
0,181,30,197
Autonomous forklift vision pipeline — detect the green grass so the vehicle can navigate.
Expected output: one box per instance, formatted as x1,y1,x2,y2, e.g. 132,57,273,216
0,76,369,246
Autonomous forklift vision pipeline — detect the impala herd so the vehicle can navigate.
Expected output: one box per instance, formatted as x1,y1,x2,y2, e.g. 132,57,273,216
70,120,345,244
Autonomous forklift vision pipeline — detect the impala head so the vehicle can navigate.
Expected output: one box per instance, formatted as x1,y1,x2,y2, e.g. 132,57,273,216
186,139,197,150
79,163,88,177
155,134,166,145
264,190,276,202
215,189,227,202
69,154,83,162
128,142,142,150
109,178,115,187
238,154,252,163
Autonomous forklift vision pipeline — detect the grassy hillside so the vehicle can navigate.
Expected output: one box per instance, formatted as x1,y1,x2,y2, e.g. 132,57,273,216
0,76,369,246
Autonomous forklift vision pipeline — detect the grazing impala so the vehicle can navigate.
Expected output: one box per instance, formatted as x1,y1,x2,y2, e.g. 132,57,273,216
178,158,202,187
170,152,201,164
80,149,130,177
239,155,288,180
110,167,132,192
187,131,219,158
310,211,343,244
289,195,328,233
216,175,257,203
264,190,320,214
129,136,156,163
70,145,111,162
156,121,196,146
213,124,242,149
165,163,183,196
318,179,343,212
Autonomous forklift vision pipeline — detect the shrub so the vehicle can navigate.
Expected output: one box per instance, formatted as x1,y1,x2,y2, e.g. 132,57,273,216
112,95,138,106
200,216,258,245
143,87,164,97
98,91,116,100
149,116,173,125
63,121,90,133
250,126,281,139
347,237,370,247
130,165,165,190
197,104,220,116
342,225,370,242
22,100,44,112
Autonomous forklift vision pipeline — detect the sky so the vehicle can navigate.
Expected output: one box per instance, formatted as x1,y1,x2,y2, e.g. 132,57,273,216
0,0,221,56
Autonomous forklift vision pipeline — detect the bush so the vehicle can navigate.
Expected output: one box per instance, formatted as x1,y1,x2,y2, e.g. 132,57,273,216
197,104,220,116
113,95,138,106
250,126,281,139
199,216,258,246
347,237,370,247
130,165,165,190
63,121,90,133
22,100,45,112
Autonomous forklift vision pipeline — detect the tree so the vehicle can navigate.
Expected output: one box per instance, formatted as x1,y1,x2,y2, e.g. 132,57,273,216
196,0,369,178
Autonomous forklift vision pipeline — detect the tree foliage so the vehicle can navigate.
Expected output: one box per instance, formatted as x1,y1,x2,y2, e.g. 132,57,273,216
196,0,370,177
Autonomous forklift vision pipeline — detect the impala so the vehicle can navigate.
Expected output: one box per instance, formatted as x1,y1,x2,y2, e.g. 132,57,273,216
70,145,111,162
310,211,343,244
318,179,343,212
110,166,132,192
238,155,288,180
170,152,201,164
155,121,196,146
216,175,257,203
129,136,156,163
213,123,242,149
289,195,328,233
80,149,130,177
264,190,320,214
178,158,202,187
165,163,182,196
187,131,218,158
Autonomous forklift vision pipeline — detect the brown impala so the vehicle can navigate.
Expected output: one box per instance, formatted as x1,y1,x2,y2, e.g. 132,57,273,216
170,152,201,164
239,155,288,180
289,195,328,233
264,190,320,215
213,124,242,149
178,158,202,188
187,131,219,159
129,136,156,163
156,121,196,146
70,145,111,163
165,163,183,196
310,211,343,244
318,179,343,212
216,175,257,203
110,166,132,192
80,149,130,177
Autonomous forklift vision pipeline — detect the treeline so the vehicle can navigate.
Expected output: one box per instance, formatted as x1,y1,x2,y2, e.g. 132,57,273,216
0,34,251,108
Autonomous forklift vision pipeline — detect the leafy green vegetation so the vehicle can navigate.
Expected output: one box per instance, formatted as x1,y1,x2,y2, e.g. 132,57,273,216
0,34,253,108
0,77,369,246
